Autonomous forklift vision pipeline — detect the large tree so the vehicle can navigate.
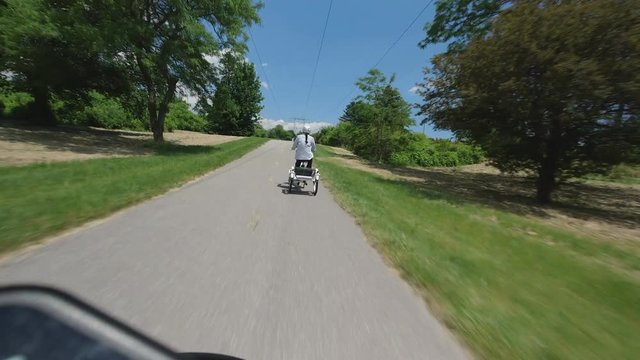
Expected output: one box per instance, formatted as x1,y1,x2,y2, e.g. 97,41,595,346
0,0,127,125
201,51,263,136
341,69,414,162
417,0,640,203
98,0,261,141
420,0,508,50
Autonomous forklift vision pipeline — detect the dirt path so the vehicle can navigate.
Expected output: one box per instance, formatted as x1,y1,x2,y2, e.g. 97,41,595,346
0,122,240,166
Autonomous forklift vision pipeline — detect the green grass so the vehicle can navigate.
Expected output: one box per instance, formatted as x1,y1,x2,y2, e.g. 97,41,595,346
0,137,268,254
315,146,640,360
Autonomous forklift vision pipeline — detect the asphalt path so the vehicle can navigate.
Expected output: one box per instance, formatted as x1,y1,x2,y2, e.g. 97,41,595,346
0,140,468,360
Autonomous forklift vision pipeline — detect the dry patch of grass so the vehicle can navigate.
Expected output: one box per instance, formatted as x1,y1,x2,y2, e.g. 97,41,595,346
0,121,239,166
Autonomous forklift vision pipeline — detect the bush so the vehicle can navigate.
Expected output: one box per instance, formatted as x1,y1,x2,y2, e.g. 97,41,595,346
0,91,33,119
267,124,295,140
390,134,484,168
253,123,268,137
81,92,135,129
55,92,145,130
164,100,207,133
316,123,484,168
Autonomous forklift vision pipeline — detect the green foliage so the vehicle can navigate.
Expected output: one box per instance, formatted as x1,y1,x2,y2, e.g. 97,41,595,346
418,0,640,202
253,123,268,138
201,52,263,136
97,0,261,141
266,124,295,140
0,0,261,136
388,134,483,167
420,0,507,49
338,69,415,162
164,100,207,133
0,91,33,119
0,0,128,125
314,121,357,147
78,92,139,130
53,91,144,130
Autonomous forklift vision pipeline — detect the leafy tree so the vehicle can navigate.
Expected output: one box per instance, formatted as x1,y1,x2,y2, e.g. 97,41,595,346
97,0,261,141
342,69,414,162
202,52,263,136
417,0,640,203
267,124,295,140
0,0,127,125
420,0,507,50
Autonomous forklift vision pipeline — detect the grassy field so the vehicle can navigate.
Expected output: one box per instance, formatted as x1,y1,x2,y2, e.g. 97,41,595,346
315,146,640,360
0,137,267,254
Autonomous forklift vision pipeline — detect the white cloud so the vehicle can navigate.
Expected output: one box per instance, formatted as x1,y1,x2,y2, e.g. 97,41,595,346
177,83,201,111
259,118,333,134
261,81,269,89
408,85,423,95
204,54,222,68
261,62,268,67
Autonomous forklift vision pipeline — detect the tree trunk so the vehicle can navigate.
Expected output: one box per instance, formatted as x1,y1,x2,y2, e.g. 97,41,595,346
536,119,561,204
156,76,178,141
146,90,164,142
536,160,556,204
30,85,55,126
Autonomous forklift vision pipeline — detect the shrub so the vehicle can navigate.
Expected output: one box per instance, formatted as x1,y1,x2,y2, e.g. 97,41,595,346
164,101,206,133
0,91,33,119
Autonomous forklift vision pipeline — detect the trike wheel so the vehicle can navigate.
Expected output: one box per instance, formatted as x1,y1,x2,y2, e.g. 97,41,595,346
288,179,293,193
313,180,319,196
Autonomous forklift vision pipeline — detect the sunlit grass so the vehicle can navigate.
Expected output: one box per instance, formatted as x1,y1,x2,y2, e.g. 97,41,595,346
316,146,640,360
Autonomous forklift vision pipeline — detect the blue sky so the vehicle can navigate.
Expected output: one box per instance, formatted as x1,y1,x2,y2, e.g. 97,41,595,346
246,0,452,138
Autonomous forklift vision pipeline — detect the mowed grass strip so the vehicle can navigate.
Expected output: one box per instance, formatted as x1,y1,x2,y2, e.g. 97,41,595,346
0,137,268,254
315,146,640,360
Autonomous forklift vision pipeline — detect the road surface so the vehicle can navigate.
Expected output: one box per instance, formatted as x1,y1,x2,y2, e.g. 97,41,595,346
0,141,468,360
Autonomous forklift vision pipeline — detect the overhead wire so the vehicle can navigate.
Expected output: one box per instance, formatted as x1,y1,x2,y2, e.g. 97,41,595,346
248,27,282,116
304,0,335,116
334,0,435,112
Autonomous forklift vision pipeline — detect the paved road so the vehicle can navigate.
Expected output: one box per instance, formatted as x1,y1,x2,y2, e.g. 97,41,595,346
0,141,468,360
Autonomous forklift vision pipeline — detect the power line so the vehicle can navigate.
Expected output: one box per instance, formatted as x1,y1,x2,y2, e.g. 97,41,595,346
334,0,435,112
248,27,282,116
304,0,334,115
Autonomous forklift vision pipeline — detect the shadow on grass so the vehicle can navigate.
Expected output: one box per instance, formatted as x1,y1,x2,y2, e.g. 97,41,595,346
0,120,149,156
330,152,640,230
0,120,224,158
148,142,220,156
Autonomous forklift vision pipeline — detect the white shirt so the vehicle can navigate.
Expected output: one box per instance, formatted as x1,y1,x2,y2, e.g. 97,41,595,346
291,133,316,160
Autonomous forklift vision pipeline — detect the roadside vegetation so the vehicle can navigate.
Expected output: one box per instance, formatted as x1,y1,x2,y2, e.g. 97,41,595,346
0,137,267,255
316,146,640,360
0,0,264,140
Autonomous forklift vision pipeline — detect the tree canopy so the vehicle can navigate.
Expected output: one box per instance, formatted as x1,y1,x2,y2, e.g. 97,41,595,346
201,51,263,136
0,0,262,141
339,69,414,162
417,0,640,202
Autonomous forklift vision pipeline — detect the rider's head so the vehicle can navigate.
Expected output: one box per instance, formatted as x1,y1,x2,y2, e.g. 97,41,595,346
302,125,311,134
